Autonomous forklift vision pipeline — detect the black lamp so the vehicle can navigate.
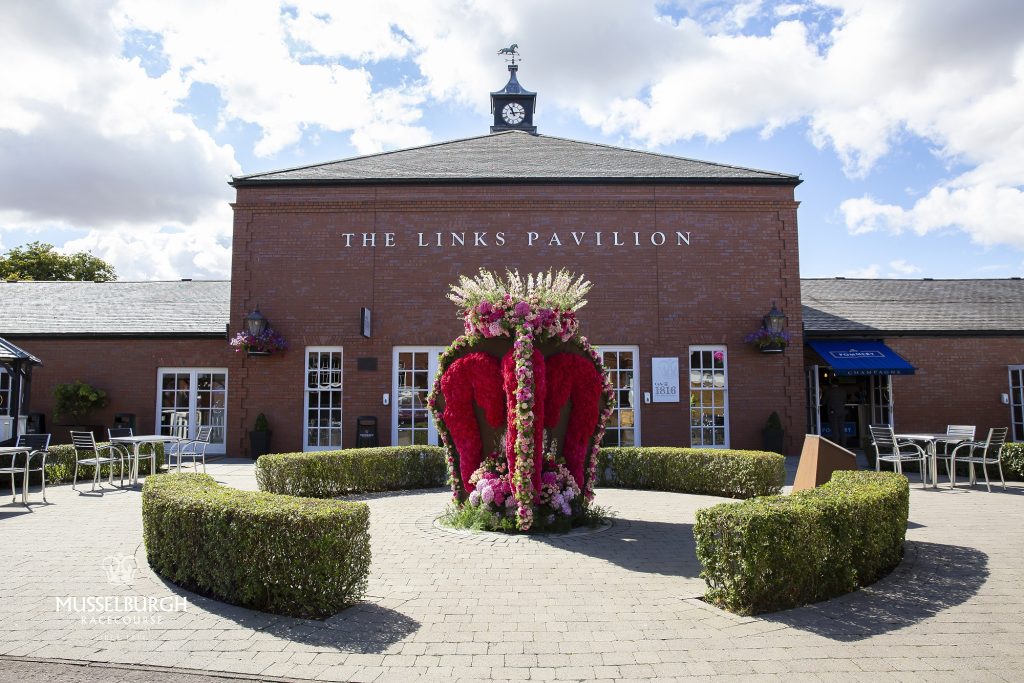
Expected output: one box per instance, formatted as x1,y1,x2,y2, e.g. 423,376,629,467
245,309,268,337
763,302,786,335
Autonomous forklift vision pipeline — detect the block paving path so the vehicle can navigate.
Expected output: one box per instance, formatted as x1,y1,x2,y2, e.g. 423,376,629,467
1,460,1022,682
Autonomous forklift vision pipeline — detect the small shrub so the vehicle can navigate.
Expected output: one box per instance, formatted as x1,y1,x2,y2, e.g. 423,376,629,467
598,447,785,498
142,473,370,619
694,470,909,615
253,413,270,432
53,380,108,421
1001,443,1024,480
256,446,447,497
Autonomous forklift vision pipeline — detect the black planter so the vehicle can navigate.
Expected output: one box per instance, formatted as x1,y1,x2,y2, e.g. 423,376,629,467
249,430,272,459
762,426,785,454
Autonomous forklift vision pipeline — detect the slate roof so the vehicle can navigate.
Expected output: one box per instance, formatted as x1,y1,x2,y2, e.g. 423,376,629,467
802,278,1024,335
231,130,800,186
5,278,1021,337
0,281,230,336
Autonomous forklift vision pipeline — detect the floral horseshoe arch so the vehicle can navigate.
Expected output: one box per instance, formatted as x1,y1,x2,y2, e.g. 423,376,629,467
428,270,615,531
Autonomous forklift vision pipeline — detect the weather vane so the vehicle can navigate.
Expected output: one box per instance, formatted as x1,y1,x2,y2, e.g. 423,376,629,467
497,43,519,65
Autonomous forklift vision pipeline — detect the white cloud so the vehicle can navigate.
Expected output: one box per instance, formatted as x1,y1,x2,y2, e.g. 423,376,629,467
839,260,921,279
887,259,920,276
116,0,432,156
840,264,880,278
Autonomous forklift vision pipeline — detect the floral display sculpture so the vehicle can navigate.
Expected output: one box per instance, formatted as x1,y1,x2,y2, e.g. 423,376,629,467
428,269,615,531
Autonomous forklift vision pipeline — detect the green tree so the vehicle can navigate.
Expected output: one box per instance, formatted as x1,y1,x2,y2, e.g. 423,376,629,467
0,241,116,281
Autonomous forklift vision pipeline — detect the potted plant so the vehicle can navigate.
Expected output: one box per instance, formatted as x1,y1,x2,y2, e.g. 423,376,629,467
250,412,271,459
230,329,288,356
744,328,791,353
762,411,785,454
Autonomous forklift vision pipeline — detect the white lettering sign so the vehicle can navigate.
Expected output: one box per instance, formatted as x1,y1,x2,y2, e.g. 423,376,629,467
651,357,680,403
338,231,692,248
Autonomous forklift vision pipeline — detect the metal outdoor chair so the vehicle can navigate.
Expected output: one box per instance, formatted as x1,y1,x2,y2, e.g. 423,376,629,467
950,427,1009,492
169,425,212,473
869,424,929,486
19,433,51,504
0,434,52,504
71,431,125,491
107,426,134,461
934,424,975,481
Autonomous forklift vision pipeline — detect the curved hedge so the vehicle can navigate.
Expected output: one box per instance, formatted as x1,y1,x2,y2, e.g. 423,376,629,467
256,446,447,498
597,447,785,498
694,470,909,615
142,473,370,618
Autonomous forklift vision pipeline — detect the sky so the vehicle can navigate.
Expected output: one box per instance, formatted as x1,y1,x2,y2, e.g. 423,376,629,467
1,0,1023,281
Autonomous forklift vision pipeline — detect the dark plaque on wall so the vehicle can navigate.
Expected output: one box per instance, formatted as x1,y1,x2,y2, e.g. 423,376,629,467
357,357,377,371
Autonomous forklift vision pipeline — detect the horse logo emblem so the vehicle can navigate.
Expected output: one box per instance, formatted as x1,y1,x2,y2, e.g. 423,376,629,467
102,554,139,586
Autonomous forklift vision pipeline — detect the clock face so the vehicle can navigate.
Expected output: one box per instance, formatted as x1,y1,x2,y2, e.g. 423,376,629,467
501,102,526,125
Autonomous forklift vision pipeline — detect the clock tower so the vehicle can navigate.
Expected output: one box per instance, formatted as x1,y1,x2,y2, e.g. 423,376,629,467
490,52,537,134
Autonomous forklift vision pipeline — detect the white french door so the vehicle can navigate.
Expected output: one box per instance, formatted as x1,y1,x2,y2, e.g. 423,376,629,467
304,347,344,451
594,345,641,447
156,368,228,454
392,347,444,446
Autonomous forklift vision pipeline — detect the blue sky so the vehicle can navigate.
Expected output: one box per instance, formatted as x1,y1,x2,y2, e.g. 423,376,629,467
2,0,1022,280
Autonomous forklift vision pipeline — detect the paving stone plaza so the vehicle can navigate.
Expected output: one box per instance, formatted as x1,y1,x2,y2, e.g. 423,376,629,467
1,461,1022,682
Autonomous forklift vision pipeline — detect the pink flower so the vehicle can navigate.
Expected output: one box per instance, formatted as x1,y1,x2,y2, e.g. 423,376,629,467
514,301,531,317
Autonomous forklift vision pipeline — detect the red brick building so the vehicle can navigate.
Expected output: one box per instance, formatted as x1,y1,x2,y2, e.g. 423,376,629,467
2,66,1022,457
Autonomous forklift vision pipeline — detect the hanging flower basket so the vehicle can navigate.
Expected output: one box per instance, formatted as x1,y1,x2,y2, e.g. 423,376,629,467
229,329,288,356
745,328,790,353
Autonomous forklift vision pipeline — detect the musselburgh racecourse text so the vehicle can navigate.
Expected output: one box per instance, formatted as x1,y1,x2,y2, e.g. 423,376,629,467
340,230,694,248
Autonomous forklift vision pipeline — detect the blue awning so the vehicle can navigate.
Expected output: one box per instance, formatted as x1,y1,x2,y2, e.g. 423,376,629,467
807,340,915,376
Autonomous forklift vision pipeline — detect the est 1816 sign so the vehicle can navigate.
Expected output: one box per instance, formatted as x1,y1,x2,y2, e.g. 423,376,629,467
651,357,680,403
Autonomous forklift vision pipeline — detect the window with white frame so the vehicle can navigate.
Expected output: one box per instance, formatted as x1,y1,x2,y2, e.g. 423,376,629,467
392,347,444,446
304,347,343,451
597,346,640,447
0,369,9,416
156,368,228,453
688,346,729,447
1010,365,1024,442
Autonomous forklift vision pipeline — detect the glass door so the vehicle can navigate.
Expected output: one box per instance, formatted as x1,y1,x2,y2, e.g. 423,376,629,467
156,368,228,453
870,375,893,427
595,346,640,447
304,347,343,451
392,347,443,446
806,365,821,434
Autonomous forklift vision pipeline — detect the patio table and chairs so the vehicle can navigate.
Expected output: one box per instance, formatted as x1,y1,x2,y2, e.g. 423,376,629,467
892,428,974,488
109,432,185,485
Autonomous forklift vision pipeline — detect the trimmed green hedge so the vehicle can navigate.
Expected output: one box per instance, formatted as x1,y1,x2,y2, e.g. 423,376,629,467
1002,443,1024,480
694,470,909,615
597,447,785,498
256,446,448,498
142,473,370,619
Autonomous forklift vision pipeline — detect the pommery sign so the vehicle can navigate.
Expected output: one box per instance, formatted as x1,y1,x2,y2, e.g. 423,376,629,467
340,230,692,249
